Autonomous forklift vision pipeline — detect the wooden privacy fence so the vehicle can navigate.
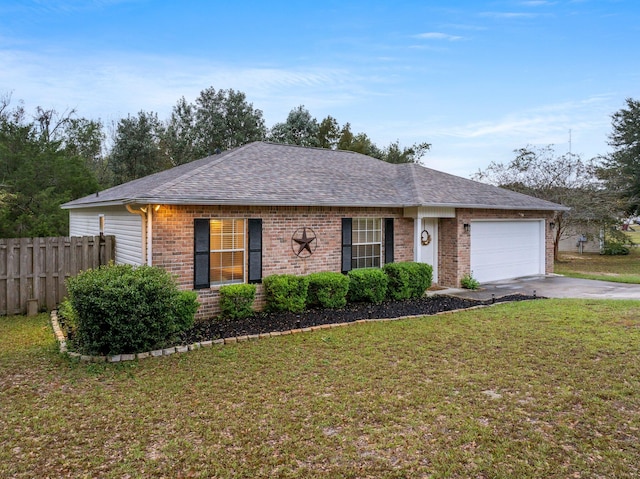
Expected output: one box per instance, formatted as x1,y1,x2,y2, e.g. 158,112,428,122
0,235,115,316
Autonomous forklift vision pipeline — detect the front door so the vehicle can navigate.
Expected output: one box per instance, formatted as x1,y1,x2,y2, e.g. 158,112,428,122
420,218,438,283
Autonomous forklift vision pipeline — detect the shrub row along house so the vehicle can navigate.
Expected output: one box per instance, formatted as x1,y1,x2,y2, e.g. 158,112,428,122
62,141,566,318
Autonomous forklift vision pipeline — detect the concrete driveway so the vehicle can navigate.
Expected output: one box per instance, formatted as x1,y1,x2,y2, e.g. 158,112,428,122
435,275,640,301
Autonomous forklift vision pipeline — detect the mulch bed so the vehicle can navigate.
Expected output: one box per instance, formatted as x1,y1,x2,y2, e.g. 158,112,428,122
180,294,540,343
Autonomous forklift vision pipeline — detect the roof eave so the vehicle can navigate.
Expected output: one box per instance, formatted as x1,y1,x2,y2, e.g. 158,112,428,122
61,199,134,209
407,202,570,212
62,197,569,212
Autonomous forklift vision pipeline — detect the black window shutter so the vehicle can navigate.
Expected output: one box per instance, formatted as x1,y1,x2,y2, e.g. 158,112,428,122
194,219,210,289
384,218,394,264
247,218,263,283
341,218,352,274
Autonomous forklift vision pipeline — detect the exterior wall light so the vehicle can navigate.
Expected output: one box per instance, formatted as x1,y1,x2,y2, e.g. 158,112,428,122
549,222,555,230
463,223,470,233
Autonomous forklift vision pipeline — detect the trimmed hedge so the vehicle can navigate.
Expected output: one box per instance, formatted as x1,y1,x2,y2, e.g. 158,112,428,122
384,262,433,300
347,268,389,304
65,264,198,355
263,274,309,313
219,283,256,319
307,271,350,309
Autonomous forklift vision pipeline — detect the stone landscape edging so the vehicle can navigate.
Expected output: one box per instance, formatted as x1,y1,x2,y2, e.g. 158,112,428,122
50,303,492,363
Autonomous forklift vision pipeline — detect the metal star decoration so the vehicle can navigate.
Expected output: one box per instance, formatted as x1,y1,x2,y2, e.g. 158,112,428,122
292,227,317,257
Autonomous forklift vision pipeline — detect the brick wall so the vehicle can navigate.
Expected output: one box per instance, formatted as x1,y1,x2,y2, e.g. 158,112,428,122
151,204,554,318
152,205,413,319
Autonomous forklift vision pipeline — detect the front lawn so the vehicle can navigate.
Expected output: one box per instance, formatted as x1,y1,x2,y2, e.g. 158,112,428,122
2,302,640,478
556,246,640,283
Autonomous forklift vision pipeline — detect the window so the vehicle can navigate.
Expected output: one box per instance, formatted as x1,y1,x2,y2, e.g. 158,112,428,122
352,218,382,269
210,218,245,285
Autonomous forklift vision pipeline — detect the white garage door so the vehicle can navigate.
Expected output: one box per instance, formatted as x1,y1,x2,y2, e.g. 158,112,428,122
470,220,544,283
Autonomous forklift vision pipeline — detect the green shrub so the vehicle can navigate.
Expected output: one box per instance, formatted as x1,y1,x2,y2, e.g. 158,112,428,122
219,284,256,319
307,271,350,309
602,242,630,255
66,264,199,355
461,272,480,290
347,268,389,304
384,262,433,300
263,274,309,313
602,229,632,255
173,290,200,328
57,298,78,339
600,228,634,256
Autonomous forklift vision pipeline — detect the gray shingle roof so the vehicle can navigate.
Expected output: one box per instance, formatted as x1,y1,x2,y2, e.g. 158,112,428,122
62,141,566,211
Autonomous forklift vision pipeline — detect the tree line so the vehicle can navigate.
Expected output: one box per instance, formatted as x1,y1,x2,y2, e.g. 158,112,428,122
1,87,639,249
109,88,430,185
0,87,429,237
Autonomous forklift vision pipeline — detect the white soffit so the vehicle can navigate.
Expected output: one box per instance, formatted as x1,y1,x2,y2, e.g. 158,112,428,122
404,206,456,219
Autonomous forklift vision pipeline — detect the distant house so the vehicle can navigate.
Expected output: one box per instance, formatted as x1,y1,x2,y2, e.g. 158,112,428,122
62,142,567,318
558,224,603,254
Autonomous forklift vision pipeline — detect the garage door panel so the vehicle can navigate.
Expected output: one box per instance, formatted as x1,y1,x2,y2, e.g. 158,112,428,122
470,221,543,283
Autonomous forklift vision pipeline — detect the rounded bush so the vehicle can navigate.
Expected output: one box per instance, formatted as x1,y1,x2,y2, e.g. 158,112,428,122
307,271,350,309
347,268,388,304
384,262,433,300
219,283,256,319
66,264,199,355
263,274,309,313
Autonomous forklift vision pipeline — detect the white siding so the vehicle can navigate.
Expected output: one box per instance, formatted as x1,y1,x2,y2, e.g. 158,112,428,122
69,206,144,265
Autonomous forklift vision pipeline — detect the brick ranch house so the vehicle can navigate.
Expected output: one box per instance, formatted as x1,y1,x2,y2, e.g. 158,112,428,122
62,141,567,318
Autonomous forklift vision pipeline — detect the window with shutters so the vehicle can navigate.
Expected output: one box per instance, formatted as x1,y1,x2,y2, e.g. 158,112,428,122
352,218,382,269
210,218,245,285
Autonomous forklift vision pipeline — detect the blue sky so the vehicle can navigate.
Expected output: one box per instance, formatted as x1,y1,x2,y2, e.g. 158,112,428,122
1,0,639,177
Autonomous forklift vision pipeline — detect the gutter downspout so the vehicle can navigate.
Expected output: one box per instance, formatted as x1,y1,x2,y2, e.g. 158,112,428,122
147,206,153,266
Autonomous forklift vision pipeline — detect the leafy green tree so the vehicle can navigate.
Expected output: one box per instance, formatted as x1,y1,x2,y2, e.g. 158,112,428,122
163,96,198,166
0,95,100,236
378,140,431,164
473,145,618,260
599,98,640,213
161,87,267,164
317,115,340,149
108,111,169,184
63,117,110,185
268,105,319,147
337,123,379,156
193,87,266,156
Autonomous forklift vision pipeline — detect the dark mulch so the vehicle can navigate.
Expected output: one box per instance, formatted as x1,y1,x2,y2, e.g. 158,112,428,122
180,294,541,344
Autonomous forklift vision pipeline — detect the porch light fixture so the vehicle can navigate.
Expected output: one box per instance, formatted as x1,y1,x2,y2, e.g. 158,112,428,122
463,223,470,233
549,222,555,230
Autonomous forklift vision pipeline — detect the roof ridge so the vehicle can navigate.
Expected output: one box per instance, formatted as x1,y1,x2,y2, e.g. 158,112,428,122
394,163,424,205
261,140,365,156
408,163,424,204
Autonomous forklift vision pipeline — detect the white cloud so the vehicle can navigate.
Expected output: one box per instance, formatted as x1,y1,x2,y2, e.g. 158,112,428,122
519,1,556,6
424,95,612,142
413,32,463,41
480,11,539,19
0,47,376,126
0,0,138,15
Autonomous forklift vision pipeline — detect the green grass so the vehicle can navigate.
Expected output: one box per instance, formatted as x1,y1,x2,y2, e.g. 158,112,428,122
2,302,640,478
556,246,640,283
